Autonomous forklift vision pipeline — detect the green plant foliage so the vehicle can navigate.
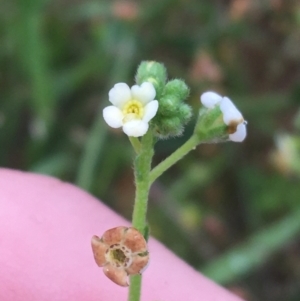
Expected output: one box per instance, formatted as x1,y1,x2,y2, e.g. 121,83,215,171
1,1,300,300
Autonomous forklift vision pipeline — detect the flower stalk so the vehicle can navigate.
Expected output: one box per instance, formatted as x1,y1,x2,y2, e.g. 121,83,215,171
129,137,142,154
129,130,154,301
149,135,199,185
132,130,154,234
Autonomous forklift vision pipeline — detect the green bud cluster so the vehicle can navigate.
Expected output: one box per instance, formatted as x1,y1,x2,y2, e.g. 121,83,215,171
153,79,192,138
194,106,228,143
135,61,193,139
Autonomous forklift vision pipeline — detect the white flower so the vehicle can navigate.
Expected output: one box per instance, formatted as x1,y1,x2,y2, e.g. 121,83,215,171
103,82,159,137
200,91,247,142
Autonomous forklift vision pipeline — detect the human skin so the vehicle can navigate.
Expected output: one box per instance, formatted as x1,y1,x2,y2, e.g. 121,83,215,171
0,168,243,301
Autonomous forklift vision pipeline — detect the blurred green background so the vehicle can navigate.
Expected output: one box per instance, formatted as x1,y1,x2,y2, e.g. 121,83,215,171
1,0,300,300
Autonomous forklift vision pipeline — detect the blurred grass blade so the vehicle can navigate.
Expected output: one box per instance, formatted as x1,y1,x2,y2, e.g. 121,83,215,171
76,23,136,191
75,111,107,190
202,209,300,284
16,0,55,130
30,152,73,177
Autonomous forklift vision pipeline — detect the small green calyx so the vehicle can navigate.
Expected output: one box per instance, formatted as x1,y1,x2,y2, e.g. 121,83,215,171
194,106,228,143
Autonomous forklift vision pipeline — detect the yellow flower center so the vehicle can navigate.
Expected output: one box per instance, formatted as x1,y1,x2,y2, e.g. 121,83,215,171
122,100,144,123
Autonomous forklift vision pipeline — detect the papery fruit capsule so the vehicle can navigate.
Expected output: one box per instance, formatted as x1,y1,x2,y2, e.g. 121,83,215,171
91,226,149,287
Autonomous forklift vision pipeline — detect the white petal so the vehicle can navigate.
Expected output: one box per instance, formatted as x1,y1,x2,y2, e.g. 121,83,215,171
220,97,243,125
131,82,156,104
103,106,123,128
200,91,222,109
108,83,132,108
143,100,158,123
123,120,149,137
229,123,247,142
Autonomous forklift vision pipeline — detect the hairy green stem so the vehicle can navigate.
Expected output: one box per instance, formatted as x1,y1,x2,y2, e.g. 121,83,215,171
128,133,199,301
128,275,142,301
149,135,199,185
131,130,154,233
128,130,154,301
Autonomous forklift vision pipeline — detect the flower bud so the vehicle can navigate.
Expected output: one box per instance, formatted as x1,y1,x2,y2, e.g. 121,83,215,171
153,116,184,138
159,95,182,117
194,91,247,143
163,79,190,100
178,104,193,122
135,61,167,98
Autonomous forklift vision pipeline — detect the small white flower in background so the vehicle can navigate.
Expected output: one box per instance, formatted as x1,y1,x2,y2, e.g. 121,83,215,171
103,82,159,137
272,134,300,175
200,91,247,142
